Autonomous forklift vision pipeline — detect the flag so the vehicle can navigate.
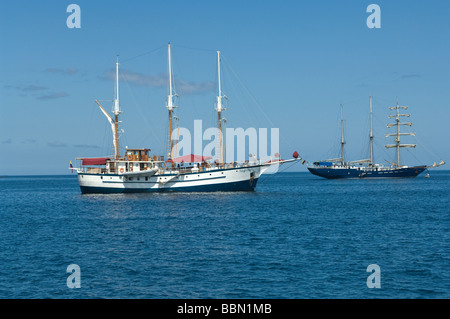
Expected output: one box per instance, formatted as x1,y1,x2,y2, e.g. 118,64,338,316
70,161,73,173
302,159,305,165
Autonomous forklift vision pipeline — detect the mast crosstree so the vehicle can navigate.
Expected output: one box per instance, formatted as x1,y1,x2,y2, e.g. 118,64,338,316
385,102,416,167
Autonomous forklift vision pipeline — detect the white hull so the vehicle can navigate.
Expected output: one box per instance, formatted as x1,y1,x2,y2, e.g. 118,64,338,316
78,165,267,193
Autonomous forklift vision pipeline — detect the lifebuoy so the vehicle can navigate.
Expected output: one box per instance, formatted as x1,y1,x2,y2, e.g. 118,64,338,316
120,168,124,173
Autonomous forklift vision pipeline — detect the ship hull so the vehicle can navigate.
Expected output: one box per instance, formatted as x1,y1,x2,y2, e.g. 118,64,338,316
78,165,263,194
308,165,427,179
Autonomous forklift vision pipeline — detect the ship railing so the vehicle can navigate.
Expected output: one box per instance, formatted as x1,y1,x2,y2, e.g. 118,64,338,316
167,160,259,174
75,167,110,174
85,167,108,174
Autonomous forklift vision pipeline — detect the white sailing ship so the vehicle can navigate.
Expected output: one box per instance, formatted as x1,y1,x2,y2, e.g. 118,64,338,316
73,44,299,193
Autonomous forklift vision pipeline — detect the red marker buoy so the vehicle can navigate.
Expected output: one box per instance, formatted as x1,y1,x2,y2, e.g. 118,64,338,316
293,151,299,159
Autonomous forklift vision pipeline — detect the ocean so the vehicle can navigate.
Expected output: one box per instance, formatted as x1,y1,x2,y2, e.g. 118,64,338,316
0,171,449,299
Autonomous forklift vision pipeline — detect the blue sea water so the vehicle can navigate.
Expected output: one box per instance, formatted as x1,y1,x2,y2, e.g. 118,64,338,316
0,171,449,299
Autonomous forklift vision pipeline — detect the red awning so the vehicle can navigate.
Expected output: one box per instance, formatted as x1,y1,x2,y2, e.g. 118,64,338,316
166,154,212,163
82,157,109,165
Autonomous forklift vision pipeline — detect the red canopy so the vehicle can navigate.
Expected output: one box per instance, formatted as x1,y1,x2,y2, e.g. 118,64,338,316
82,157,109,165
166,154,212,163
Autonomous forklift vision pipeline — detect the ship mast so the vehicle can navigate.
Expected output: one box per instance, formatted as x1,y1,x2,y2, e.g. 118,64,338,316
340,103,345,165
113,56,120,160
96,56,121,160
216,51,224,166
369,96,374,165
166,43,177,161
385,101,416,166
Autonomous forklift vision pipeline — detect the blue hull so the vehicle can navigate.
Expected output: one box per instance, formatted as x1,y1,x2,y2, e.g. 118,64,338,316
308,166,426,179
80,178,259,194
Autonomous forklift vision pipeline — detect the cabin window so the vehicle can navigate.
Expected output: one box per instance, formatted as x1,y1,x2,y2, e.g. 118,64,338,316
145,177,148,181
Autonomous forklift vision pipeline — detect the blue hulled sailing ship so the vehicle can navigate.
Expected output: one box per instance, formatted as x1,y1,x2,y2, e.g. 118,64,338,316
308,97,444,179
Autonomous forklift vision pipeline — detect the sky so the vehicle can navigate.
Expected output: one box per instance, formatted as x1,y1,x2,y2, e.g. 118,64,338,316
0,0,449,175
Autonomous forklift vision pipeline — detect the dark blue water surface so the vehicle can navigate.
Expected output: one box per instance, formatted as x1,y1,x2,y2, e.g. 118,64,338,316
0,171,449,299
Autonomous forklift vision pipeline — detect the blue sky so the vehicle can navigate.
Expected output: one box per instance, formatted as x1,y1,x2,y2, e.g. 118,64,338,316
0,0,449,175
